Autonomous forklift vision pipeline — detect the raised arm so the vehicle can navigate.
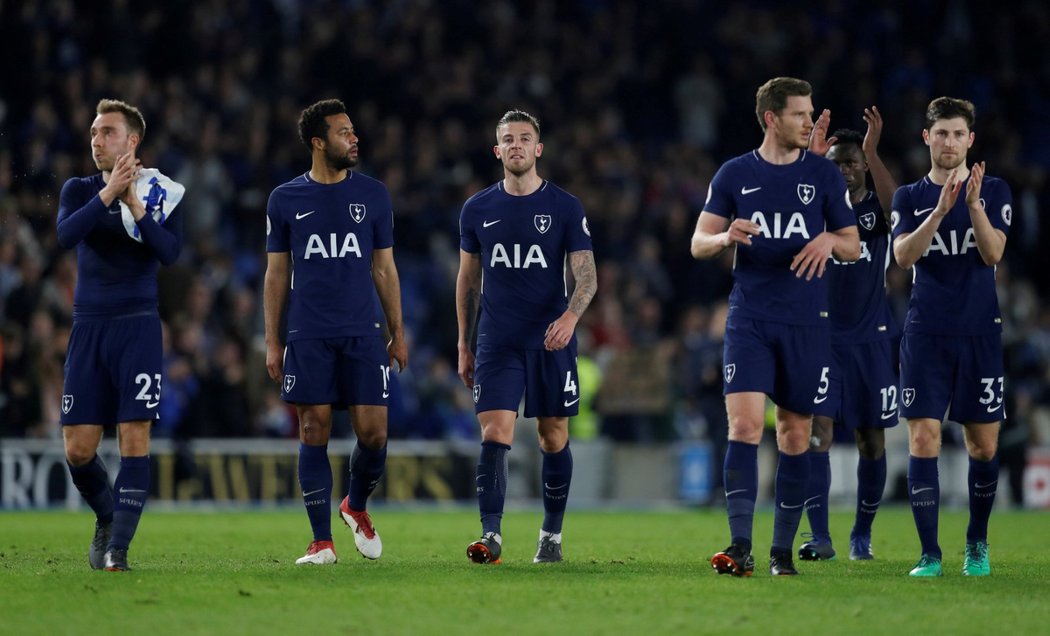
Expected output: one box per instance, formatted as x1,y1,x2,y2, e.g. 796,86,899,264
372,246,408,371
455,249,482,387
263,251,291,385
56,153,141,248
964,161,1007,266
894,170,961,269
544,249,597,352
861,106,898,224
808,109,837,156
56,185,109,249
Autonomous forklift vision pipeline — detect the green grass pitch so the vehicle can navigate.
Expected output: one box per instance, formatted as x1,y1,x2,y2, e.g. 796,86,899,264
2,507,1048,635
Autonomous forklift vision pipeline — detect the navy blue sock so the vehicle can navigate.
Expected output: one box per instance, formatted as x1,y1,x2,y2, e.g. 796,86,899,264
771,452,810,553
541,442,573,534
908,455,941,559
723,441,758,551
348,442,387,511
68,455,114,525
966,455,999,543
298,443,332,541
109,456,150,550
804,451,831,542
477,441,510,535
852,454,886,537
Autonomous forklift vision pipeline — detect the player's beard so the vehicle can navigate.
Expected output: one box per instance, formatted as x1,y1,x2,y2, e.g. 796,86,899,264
325,146,357,172
504,156,534,177
934,150,965,172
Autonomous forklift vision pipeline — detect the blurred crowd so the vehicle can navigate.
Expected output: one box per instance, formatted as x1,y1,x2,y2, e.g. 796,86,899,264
2,1,1049,473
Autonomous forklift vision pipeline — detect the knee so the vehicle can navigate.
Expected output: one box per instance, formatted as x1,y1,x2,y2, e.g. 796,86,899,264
65,446,96,467
909,429,941,456
479,416,514,445
856,431,885,460
809,419,833,452
777,427,810,454
538,430,568,454
357,428,388,450
968,441,998,462
727,416,763,444
299,419,329,445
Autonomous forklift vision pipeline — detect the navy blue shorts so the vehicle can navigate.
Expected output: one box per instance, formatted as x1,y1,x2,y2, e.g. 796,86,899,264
282,336,390,408
473,343,579,418
825,338,901,430
899,332,1005,423
61,313,163,425
722,317,832,415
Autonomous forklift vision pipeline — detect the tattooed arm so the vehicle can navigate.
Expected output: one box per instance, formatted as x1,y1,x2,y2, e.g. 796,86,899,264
544,249,597,352
456,249,482,387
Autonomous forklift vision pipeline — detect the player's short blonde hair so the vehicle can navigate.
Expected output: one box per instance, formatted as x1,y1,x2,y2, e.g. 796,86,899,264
755,77,812,132
496,110,540,140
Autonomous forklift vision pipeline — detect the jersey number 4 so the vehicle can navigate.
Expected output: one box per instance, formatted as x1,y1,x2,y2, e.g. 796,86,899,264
564,371,577,396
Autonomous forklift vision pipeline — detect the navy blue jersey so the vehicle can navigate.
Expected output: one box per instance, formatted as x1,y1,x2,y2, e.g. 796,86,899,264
891,174,1011,336
460,180,592,350
827,191,899,344
56,174,183,318
704,150,855,326
266,171,393,342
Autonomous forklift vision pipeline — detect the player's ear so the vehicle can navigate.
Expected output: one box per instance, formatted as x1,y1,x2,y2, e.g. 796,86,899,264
312,136,325,152
534,142,543,157
921,129,930,146
493,145,501,159
763,110,776,130
967,131,975,148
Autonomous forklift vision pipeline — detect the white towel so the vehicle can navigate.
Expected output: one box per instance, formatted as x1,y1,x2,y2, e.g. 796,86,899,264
118,168,185,242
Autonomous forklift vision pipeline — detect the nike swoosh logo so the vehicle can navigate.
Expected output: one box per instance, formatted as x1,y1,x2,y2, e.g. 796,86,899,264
804,496,821,505
813,395,828,404
302,488,326,497
725,489,747,497
563,398,581,407
911,486,934,495
145,400,160,409
913,207,935,217
296,210,316,220
974,481,998,489
880,411,897,420
382,391,389,399
741,186,762,195
108,208,122,215
482,220,501,227
119,488,146,494
986,404,1001,413
779,502,804,510
476,475,487,480
544,483,568,490
860,499,881,507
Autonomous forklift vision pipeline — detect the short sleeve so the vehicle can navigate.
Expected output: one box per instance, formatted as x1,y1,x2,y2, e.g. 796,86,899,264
564,195,593,253
890,186,916,239
459,201,479,253
265,189,290,253
984,178,1012,236
701,163,736,219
